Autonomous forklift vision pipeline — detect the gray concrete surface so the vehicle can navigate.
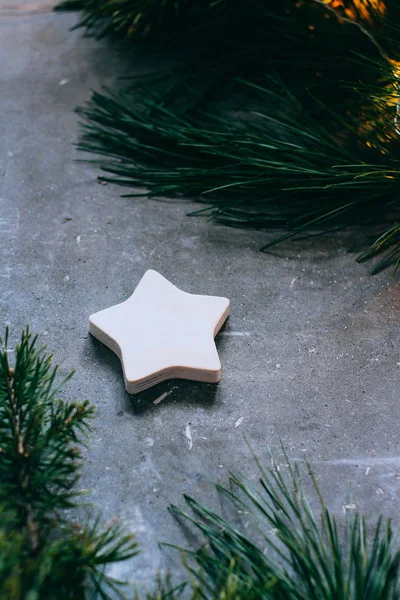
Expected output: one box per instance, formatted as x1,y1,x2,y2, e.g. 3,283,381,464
1,2,400,592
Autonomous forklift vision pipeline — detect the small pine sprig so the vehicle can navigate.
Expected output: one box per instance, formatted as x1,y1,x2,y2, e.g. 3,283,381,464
169,448,400,599
0,328,138,599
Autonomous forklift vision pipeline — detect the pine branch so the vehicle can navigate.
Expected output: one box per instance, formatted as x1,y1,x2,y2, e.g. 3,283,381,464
0,328,138,599
169,448,400,599
54,0,398,49
76,71,400,273
64,0,400,273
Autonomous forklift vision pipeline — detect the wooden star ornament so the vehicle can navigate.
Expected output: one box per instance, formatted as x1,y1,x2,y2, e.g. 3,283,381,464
89,270,230,394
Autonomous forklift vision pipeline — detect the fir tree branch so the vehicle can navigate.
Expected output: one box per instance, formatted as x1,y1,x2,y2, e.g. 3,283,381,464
61,0,400,273
169,449,400,599
0,328,138,599
75,74,400,273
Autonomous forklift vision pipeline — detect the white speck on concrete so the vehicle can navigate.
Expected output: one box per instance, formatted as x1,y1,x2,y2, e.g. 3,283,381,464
220,331,250,337
235,416,244,427
185,425,193,450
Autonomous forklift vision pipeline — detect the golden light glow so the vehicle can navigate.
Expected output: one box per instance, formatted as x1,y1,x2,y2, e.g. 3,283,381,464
322,0,386,25
321,0,399,144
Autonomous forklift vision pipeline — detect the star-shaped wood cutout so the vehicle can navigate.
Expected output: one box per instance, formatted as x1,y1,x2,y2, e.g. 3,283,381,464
89,270,230,394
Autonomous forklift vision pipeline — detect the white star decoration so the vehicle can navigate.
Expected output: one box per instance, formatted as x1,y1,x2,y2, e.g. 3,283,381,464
89,270,230,394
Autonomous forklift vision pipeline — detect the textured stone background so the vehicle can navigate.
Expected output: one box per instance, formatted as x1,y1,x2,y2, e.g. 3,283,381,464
1,2,400,589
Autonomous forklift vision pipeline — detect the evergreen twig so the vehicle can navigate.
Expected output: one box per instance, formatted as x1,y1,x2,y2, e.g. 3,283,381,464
169,448,400,599
58,0,400,273
0,328,138,599
75,71,400,273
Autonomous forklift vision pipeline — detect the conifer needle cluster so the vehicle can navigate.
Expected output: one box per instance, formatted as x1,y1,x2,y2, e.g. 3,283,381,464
57,0,400,273
0,328,137,599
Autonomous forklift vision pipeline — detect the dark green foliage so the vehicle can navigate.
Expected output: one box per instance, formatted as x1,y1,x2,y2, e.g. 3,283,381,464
59,0,400,273
55,0,182,39
54,0,212,41
0,328,137,599
170,450,400,599
76,68,400,273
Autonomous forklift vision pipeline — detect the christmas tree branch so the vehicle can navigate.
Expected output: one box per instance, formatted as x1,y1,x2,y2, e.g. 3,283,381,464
0,328,138,599
169,447,400,599
75,73,400,273
59,0,400,273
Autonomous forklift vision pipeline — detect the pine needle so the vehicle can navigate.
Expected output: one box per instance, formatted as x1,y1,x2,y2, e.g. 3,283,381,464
0,328,138,599
169,452,400,599
60,0,400,273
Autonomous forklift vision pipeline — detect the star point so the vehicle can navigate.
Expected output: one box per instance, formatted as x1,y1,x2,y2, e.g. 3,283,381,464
89,270,230,394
